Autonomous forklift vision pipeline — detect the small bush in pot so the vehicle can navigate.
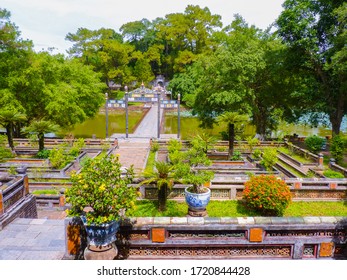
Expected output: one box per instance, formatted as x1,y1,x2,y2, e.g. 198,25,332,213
242,174,292,216
65,154,139,225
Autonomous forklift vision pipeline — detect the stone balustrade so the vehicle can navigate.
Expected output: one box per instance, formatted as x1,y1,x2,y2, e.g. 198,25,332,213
64,216,347,260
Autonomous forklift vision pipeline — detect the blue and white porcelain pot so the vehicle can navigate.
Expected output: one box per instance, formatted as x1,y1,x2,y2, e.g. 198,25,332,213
184,187,211,211
81,216,120,246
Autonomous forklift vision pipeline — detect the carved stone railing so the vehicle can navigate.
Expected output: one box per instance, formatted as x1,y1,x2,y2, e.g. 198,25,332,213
64,216,347,260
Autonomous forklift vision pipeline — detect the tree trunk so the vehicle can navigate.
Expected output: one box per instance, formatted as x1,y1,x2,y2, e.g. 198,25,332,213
5,123,14,150
228,123,235,159
38,132,45,152
157,184,168,212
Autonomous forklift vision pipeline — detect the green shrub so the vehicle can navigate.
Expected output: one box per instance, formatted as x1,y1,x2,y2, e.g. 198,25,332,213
330,134,346,164
150,141,160,152
49,147,72,169
242,175,292,216
260,148,278,171
36,149,50,159
304,135,325,154
69,138,85,157
231,151,242,161
0,146,14,162
252,149,262,160
323,169,344,178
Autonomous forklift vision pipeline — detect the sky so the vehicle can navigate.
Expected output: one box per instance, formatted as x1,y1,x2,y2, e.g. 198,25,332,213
2,0,285,54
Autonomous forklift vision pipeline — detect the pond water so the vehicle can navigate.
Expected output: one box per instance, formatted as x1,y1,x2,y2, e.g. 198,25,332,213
35,108,347,139
60,110,145,138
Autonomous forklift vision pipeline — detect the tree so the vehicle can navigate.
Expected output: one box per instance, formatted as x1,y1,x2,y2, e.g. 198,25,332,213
22,120,60,152
0,110,26,150
276,0,347,136
140,161,174,212
216,112,249,159
177,16,291,138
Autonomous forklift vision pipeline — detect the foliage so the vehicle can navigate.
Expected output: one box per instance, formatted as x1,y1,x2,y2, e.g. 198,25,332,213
49,147,72,169
260,148,278,171
140,161,175,211
22,120,60,152
65,154,138,225
330,134,346,164
216,112,249,158
246,136,260,154
304,135,325,154
170,138,214,194
323,169,345,179
150,140,160,152
230,151,243,161
0,135,14,162
68,138,85,157
36,149,50,159
252,149,262,160
189,132,217,154
242,175,292,216
277,0,347,135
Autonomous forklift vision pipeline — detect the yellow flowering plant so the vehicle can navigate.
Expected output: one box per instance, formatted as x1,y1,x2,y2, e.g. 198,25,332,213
65,154,138,225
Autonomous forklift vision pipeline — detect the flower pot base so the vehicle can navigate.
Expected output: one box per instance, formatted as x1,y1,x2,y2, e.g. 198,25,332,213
84,244,118,260
188,208,208,217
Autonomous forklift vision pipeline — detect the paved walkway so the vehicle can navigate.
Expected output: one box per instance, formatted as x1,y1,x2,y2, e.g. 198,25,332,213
0,217,66,260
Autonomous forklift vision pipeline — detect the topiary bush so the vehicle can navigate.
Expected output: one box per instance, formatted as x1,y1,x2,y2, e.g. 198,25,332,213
304,135,325,154
242,174,292,216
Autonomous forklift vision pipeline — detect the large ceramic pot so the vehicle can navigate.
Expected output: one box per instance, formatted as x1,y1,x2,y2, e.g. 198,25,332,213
81,217,120,247
184,186,211,212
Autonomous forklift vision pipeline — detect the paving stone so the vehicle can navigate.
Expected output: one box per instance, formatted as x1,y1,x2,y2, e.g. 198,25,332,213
271,217,289,224
18,251,64,260
254,217,272,224
237,217,255,224
303,217,321,224
187,217,204,225
0,250,22,260
204,217,221,224
153,217,171,225
220,217,238,224
170,217,187,224
319,217,338,224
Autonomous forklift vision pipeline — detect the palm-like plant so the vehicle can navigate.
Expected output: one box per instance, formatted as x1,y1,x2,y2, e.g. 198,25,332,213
189,132,217,155
140,161,174,212
0,110,27,150
216,112,249,159
22,120,60,152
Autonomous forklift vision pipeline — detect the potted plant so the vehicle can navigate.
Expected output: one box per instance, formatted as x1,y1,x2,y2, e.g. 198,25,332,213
65,154,139,246
171,138,215,216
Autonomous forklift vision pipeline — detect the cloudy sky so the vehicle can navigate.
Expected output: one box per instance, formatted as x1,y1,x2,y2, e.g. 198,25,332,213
2,0,285,54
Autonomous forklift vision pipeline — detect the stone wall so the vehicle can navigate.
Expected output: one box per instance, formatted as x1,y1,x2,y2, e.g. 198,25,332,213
0,174,38,230
65,216,347,260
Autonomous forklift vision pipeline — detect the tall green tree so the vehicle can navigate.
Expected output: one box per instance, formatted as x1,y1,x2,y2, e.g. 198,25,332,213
175,16,290,138
276,0,347,136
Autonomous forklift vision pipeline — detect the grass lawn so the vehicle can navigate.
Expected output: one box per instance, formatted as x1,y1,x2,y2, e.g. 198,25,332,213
129,200,347,217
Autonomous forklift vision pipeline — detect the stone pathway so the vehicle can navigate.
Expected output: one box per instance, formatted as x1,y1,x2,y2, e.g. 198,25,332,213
0,218,65,260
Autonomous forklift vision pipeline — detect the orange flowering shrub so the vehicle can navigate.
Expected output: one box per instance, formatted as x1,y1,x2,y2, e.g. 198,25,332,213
242,175,292,216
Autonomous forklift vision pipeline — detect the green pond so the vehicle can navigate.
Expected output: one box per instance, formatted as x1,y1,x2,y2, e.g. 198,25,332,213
61,110,145,138
62,109,333,139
